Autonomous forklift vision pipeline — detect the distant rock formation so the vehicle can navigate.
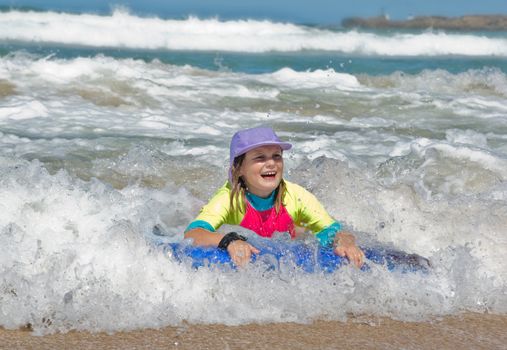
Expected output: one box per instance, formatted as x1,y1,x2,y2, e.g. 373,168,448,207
342,15,507,31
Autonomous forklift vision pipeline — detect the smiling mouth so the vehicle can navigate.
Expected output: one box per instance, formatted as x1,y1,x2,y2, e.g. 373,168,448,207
261,171,277,179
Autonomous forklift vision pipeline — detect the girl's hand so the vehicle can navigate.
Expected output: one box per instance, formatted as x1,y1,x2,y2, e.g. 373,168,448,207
333,232,365,268
227,240,260,267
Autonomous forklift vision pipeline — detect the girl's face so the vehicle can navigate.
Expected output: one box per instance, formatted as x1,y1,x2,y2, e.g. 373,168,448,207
240,145,283,198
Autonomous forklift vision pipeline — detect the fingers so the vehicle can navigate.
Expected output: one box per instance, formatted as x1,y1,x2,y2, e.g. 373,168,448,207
227,241,258,267
351,250,365,268
334,246,346,257
334,245,365,268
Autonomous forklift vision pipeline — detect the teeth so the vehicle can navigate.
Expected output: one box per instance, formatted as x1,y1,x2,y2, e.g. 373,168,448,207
262,172,276,176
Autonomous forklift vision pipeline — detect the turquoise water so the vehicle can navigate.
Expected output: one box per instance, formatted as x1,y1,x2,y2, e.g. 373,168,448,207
3,41,507,75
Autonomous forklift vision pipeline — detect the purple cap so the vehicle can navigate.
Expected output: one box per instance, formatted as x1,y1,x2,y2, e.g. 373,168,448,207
229,127,292,179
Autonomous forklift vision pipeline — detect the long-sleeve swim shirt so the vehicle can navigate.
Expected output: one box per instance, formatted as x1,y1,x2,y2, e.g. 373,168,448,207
185,180,342,246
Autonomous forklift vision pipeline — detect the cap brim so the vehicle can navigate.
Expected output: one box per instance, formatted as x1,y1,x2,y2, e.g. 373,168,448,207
233,140,292,159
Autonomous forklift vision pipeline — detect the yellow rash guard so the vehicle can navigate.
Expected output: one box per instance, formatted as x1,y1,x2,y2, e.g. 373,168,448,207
186,180,342,246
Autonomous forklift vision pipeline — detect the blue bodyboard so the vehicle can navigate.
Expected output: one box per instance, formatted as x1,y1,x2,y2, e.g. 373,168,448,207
161,241,430,273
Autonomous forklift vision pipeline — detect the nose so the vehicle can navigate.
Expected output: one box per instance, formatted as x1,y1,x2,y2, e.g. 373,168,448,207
265,156,279,167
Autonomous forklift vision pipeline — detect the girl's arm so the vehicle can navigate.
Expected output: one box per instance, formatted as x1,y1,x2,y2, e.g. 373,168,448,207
184,227,224,246
184,228,260,267
285,182,365,267
184,183,260,266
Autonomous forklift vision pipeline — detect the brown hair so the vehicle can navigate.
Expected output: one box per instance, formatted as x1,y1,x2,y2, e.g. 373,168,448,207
229,153,286,214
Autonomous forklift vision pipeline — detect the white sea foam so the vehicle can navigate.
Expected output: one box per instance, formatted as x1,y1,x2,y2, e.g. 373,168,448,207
0,99,48,120
396,139,507,182
0,54,506,162
267,68,362,90
1,49,507,333
293,156,507,285
0,154,506,334
1,10,507,56
362,68,507,98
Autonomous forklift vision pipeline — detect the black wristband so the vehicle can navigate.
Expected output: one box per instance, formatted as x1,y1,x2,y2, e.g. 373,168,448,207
218,232,247,250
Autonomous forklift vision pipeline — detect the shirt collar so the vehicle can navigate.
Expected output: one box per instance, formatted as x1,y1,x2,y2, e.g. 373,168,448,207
246,190,276,211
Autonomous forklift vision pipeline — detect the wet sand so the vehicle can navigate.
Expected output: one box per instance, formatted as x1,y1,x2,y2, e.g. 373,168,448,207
2,313,506,350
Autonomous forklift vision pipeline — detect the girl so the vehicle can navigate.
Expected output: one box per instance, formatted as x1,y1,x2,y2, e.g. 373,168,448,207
184,126,364,267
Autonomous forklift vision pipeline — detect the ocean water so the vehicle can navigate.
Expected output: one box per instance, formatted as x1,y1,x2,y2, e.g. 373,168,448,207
1,8,507,334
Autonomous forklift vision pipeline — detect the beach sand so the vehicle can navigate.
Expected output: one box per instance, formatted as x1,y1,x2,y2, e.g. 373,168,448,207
1,313,506,350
